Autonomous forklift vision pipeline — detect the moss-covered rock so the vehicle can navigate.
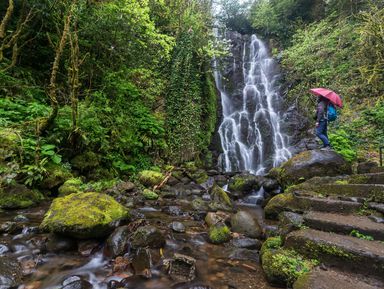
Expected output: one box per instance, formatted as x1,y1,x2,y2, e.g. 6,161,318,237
70,151,100,172
58,178,83,197
271,150,352,188
264,193,301,219
209,184,233,211
40,163,72,190
40,192,129,239
0,129,19,162
189,169,209,184
261,247,317,286
260,236,283,257
208,224,231,244
142,189,159,200
138,170,164,187
130,225,165,248
228,174,263,194
0,183,44,209
191,197,209,211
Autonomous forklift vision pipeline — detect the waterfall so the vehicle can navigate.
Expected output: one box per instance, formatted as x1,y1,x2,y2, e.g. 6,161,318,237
214,33,291,175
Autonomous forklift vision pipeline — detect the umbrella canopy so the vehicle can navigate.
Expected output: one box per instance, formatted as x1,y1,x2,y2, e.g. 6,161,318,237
309,88,343,108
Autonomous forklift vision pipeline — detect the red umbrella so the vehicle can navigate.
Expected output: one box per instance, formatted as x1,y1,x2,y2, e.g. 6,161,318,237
309,88,343,108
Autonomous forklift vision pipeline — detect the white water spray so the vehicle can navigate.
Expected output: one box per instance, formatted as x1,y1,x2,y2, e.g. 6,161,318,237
215,34,291,175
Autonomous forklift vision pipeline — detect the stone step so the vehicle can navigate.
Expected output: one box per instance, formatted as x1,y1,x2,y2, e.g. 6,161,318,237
264,193,364,219
285,229,384,278
303,172,384,185
302,184,384,201
295,195,363,214
293,267,384,289
303,211,384,241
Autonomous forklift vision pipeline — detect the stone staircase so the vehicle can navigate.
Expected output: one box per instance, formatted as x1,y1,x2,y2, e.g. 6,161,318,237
263,171,384,289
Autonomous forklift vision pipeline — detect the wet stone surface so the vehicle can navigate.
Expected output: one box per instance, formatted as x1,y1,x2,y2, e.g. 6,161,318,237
0,179,275,289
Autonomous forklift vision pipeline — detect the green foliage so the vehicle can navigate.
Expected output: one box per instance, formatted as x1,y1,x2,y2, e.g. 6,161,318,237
142,189,159,200
216,0,253,34
350,229,374,241
329,130,357,162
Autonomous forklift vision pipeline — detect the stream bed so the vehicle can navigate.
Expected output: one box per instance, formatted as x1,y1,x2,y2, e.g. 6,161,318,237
0,189,276,289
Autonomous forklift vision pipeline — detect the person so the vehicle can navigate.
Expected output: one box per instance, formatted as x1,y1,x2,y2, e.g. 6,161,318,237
315,96,331,150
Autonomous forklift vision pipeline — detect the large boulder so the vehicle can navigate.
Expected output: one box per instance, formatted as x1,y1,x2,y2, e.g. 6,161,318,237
228,174,263,195
230,210,263,238
0,256,22,289
0,183,44,209
40,192,129,239
269,150,352,187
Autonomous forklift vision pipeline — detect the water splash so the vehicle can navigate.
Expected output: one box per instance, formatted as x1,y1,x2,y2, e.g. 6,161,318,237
215,34,291,175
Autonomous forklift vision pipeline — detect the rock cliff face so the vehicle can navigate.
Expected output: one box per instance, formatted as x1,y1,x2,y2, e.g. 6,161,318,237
213,31,297,174
211,31,315,172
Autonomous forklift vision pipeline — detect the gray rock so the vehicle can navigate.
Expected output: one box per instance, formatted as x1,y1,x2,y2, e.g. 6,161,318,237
130,226,165,249
0,221,22,234
262,178,280,193
13,215,29,222
0,256,22,289
170,222,186,233
270,150,352,187
105,226,130,257
231,238,262,250
163,206,183,216
230,211,263,238
61,275,93,289
278,211,304,235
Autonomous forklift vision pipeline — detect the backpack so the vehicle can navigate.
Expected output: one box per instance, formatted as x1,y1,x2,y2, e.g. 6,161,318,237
327,103,337,122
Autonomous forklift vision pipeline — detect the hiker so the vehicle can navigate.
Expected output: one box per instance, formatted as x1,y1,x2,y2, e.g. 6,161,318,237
315,96,331,150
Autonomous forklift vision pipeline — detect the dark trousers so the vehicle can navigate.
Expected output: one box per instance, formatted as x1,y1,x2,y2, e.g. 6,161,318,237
316,120,330,147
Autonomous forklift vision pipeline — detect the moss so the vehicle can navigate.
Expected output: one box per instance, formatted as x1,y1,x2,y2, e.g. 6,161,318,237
292,272,311,289
264,193,299,219
209,224,231,244
138,170,164,187
58,178,83,196
191,197,209,211
40,192,129,239
304,240,355,260
209,184,233,211
71,151,100,171
40,163,72,190
184,161,198,173
261,236,283,257
0,129,19,161
262,248,318,286
0,184,44,209
142,189,159,200
228,174,262,193
190,170,209,184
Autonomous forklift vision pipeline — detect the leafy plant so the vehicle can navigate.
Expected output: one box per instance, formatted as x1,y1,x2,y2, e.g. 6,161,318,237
350,229,374,241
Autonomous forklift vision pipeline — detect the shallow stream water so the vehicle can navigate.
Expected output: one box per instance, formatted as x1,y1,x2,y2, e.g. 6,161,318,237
0,193,276,289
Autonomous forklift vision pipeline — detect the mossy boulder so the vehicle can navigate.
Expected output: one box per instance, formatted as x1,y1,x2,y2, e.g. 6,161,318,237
261,237,317,286
138,170,164,187
40,192,129,239
71,151,100,172
271,150,352,188
208,224,231,244
261,248,317,286
58,178,83,197
189,169,209,184
264,193,302,219
209,184,233,211
142,189,159,200
40,163,72,190
228,174,263,195
0,129,19,162
0,183,44,209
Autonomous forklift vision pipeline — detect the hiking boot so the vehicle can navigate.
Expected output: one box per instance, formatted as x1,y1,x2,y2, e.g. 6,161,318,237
320,146,332,151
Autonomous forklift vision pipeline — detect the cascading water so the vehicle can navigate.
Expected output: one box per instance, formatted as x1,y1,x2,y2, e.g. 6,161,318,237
215,33,291,175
